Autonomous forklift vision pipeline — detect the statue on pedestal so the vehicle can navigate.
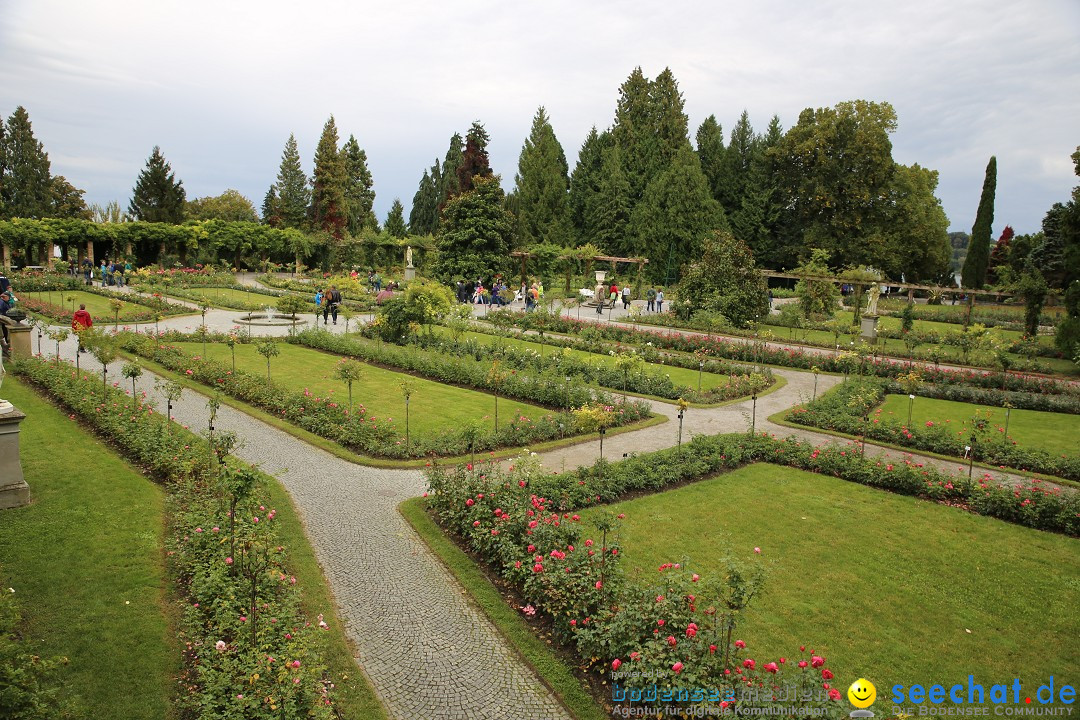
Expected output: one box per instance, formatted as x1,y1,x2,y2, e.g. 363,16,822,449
405,245,414,269
865,284,881,316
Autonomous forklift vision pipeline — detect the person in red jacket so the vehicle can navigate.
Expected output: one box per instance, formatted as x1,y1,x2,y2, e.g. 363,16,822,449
72,304,93,352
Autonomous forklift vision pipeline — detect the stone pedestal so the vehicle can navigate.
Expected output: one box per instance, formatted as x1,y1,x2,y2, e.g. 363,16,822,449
0,406,29,510
404,265,416,282
860,315,879,343
8,326,31,360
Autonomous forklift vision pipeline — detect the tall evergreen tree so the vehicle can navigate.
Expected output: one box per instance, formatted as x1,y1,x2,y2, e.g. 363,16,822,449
128,146,186,223
343,134,377,234
730,115,786,266
1,106,53,219
261,185,280,226
275,134,310,230
716,110,758,215
409,165,439,235
611,67,654,203
310,116,347,239
647,68,691,172
513,107,571,246
432,175,513,281
628,145,726,282
457,121,493,194
695,115,726,202
962,156,997,289
588,146,632,255
436,133,464,208
385,198,408,238
568,127,612,244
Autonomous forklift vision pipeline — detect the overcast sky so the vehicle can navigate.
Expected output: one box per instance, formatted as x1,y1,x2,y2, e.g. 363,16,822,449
1,0,1077,236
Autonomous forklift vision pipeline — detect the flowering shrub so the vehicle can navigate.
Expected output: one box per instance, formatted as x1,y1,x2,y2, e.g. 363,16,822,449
400,331,775,404
786,379,1080,482
426,456,845,715
14,356,340,718
487,310,1074,387
128,266,236,287
120,332,650,458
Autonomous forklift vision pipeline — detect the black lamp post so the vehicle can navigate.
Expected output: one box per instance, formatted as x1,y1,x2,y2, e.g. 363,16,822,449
677,408,685,449
751,394,758,435
968,434,976,480
698,360,704,392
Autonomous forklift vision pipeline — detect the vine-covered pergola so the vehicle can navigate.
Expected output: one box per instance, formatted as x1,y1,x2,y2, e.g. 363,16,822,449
510,250,649,295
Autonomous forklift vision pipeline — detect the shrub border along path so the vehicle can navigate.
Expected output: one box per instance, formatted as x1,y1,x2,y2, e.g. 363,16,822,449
47,332,573,720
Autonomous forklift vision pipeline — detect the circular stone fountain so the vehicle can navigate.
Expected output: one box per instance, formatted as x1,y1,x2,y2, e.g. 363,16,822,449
234,306,308,327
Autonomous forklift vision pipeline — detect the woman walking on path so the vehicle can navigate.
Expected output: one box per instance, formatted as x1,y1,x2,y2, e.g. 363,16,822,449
72,304,93,352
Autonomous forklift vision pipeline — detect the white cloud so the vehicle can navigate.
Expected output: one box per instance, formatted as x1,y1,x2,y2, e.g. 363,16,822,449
1,0,1076,233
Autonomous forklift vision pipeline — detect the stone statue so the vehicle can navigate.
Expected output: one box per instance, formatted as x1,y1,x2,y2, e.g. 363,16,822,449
405,245,414,268
865,284,881,316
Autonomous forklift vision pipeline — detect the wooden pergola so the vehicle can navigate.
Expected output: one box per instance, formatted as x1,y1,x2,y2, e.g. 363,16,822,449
761,270,1012,302
510,251,649,294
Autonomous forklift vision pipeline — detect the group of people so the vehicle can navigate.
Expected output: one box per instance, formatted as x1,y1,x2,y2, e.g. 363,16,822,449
313,286,344,325
83,258,131,287
592,281,664,314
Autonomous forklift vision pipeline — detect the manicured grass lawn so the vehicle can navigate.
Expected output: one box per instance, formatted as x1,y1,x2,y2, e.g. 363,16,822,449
24,288,180,323
582,464,1079,689
0,377,174,718
879,394,1080,457
174,340,545,438
174,286,291,310
435,326,734,391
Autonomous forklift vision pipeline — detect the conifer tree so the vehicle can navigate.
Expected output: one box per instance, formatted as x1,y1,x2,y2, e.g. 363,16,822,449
628,146,725,282
436,134,464,208
275,134,310,230
261,186,280,226
457,121,493,194
433,175,513,281
385,198,408,238
962,156,997,289
409,165,439,234
1,106,53,219
717,110,758,215
343,134,377,234
513,107,571,246
310,116,347,239
611,67,654,204
588,146,632,255
128,146,186,223
695,115,726,202
568,127,612,243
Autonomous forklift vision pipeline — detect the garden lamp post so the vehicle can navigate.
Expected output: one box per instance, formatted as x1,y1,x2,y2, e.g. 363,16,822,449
599,425,606,460
907,393,915,428
861,414,869,457
751,394,758,435
698,360,704,392
404,394,410,454
677,408,685,449
1004,403,1012,439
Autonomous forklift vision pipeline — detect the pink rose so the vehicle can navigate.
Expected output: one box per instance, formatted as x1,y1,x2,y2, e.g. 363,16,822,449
764,662,779,673
612,658,621,671
672,662,683,674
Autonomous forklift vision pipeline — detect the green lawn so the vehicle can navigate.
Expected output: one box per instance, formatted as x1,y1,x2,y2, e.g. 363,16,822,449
175,340,545,437
172,286,291,311
25,289,180,323
0,377,174,718
582,464,1079,689
435,326,734,391
879,394,1080,457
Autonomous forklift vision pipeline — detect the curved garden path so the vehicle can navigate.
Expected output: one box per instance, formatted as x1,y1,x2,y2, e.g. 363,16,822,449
26,299,1062,718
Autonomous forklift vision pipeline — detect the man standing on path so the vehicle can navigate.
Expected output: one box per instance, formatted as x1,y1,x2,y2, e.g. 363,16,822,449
324,285,342,325
646,286,657,312
72,303,93,352
594,281,606,314
656,288,665,313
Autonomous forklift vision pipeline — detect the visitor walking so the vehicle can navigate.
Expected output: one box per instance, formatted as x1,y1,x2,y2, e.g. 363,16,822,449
621,285,631,310
323,286,342,325
646,286,656,312
82,258,92,286
314,288,324,320
0,291,14,355
655,288,664,313
594,281,606,314
72,303,93,352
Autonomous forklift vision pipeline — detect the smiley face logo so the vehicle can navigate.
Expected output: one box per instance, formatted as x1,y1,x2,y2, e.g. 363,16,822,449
848,678,876,708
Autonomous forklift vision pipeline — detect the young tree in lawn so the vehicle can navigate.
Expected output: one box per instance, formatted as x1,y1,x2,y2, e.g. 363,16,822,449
121,360,142,410
333,358,364,413
255,339,279,382
399,379,415,453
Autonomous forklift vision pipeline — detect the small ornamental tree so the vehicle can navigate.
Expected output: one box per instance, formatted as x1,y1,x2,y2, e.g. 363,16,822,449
121,360,143,410
675,230,769,327
89,332,119,392
48,328,69,365
276,294,307,332
400,379,415,452
157,378,183,426
333,358,364,412
255,340,279,382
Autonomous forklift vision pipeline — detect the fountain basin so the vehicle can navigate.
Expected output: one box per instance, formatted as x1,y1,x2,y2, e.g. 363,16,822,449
234,313,307,327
